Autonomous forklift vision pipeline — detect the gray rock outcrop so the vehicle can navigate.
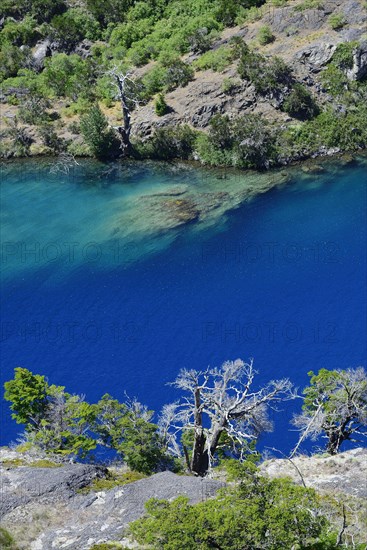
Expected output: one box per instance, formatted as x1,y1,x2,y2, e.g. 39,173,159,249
347,41,367,81
294,42,337,70
0,463,107,518
32,40,52,72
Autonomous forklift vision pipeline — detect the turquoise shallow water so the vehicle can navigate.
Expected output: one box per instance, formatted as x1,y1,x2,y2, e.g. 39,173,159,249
1,157,366,453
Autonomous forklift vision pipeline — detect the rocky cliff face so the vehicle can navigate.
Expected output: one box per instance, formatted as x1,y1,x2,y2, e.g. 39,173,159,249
0,448,224,549
1,447,366,549
131,0,367,139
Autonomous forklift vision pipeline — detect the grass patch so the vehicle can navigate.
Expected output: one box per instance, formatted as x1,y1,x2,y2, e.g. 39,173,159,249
78,469,146,494
1,457,62,468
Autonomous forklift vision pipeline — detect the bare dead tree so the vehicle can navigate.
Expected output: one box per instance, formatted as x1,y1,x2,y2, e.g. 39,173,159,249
108,68,140,153
159,359,296,476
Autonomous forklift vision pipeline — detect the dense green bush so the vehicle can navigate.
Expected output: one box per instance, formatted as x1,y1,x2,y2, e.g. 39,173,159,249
41,54,95,99
194,46,233,72
283,105,367,155
134,125,198,160
129,461,338,549
238,50,292,95
282,83,319,119
18,96,50,124
0,0,66,22
321,65,349,96
38,124,66,152
196,113,275,169
0,16,39,47
80,104,119,159
331,41,358,70
187,27,214,53
85,0,134,26
155,93,168,116
329,13,347,30
258,24,274,45
0,43,31,81
49,8,101,50
163,58,194,91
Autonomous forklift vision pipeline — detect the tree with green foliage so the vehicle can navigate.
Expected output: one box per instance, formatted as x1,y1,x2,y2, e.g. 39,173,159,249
85,0,135,26
4,367,96,459
49,8,101,51
41,54,94,99
93,393,166,474
80,104,119,159
0,0,66,22
129,460,338,549
159,359,295,476
4,367,54,430
292,368,367,455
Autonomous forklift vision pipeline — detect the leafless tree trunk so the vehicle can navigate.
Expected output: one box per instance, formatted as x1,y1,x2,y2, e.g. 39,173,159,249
109,69,138,154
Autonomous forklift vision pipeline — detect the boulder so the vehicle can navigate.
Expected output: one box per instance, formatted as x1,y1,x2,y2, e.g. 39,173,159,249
32,40,52,72
0,463,107,518
295,42,337,69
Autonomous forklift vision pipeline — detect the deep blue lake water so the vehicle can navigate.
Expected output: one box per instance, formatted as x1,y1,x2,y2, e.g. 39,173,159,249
1,157,366,455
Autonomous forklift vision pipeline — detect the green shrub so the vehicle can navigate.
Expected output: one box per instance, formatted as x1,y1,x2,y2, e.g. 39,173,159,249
283,83,319,119
329,13,347,30
221,77,240,94
18,96,50,125
196,113,275,169
109,19,154,50
238,51,292,95
155,93,168,116
0,528,18,550
0,44,31,82
285,105,367,154
80,104,119,159
321,65,349,96
41,54,94,99
0,0,65,20
215,0,260,26
0,16,39,47
129,465,337,550
294,0,323,11
134,125,198,160
139,65,167,100
50,9,101,50
162,59,194,91
331,41,358,70
187,27,213,53
258,25,274,45
38,124,66,153
194,46,233,72
5,118,33,156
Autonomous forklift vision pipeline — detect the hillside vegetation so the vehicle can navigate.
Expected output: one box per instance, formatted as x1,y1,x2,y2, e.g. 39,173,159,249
0,0,366,166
